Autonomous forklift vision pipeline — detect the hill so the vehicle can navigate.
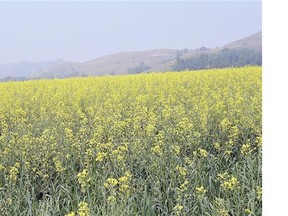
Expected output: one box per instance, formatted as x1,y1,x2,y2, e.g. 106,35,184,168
0,60,66,80
39,31,261,78
171,32,262,71
223,31,262,51
0,31,261,80
38,49,178,78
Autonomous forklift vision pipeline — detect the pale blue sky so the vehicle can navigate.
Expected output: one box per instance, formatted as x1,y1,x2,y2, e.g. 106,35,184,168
0,1,261,64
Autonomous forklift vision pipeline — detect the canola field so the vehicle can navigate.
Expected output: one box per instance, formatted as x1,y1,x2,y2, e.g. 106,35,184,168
0,67,262,215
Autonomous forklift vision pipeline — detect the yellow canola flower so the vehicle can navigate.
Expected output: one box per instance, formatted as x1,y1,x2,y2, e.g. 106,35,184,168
241,142,252,156
221,176,239,191
217,209,229,216
173,204,183,210
118,171,132,184
64,128,74,139
256,136,262,148
107,195,116,203
256,186,262,200
65,212,75,216
224,150,233,156
214,142,221,150
172,145,180,155
193,148,208,158
104,178,118,188
119,184,130,193
77,202,90,216
96,152,107,162
77,169,91,192
175,165,188,178
9,162,20,183
198,148,208,158
245,208,251,214
178,180,189,192
217,172,229,180
184,157,193,165
53,158,65,174
151,145,162,155
118,171,132,195
195,186,207,195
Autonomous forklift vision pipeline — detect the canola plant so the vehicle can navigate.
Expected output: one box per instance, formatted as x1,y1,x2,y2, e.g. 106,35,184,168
0,67,262,215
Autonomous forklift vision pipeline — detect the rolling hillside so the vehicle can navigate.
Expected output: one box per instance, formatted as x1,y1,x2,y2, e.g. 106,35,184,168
39,49,178,78
0,60,66,79
223,31,262,51
0,31,261,80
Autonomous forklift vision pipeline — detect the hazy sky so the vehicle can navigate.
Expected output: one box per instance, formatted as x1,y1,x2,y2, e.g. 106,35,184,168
0,1,261,64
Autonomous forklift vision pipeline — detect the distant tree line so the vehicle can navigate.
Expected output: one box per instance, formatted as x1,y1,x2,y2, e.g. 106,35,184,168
172,48,262,71
0,76,28,82
128,61,151,74
176,49,189,58
43,71,88,79
0,72,89,83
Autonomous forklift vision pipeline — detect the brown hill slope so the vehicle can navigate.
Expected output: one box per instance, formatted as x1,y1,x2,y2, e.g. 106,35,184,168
223,31,262,51
0,31,262,80
38,49,177,78
39,31,261,78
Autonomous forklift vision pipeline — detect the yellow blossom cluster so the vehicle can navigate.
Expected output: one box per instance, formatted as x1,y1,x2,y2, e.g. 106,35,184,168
0,66,262,214
9,162,20,183
77,169,91,192
222,177,238,190
65,201,90,216
195,185,207,196
104,171,132,202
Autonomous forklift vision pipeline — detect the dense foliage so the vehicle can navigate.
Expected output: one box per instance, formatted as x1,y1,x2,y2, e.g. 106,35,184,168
0,67,262,215
172,48,262,71
128,61,151,74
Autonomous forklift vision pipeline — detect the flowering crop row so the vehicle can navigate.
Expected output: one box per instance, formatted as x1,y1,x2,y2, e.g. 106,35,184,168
0,66,262,215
